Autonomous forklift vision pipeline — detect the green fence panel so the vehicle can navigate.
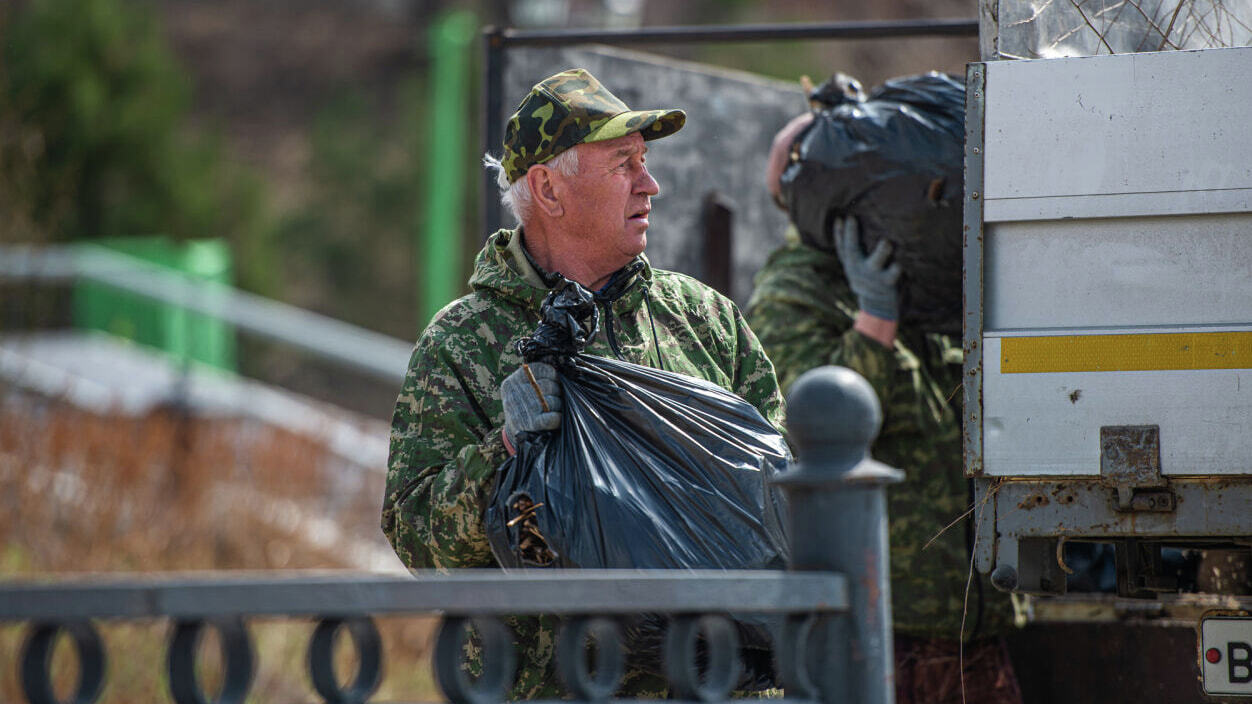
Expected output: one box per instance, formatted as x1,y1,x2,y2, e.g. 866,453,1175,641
72,237,236,370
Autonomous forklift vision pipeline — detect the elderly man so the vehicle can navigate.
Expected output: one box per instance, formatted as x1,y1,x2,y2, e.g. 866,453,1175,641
383,68,784,698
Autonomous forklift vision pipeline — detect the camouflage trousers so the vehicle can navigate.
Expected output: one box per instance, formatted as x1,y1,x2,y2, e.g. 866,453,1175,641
894,635,1023,704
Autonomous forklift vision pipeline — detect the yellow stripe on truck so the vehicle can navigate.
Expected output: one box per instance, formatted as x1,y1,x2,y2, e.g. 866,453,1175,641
1000,332,1252,373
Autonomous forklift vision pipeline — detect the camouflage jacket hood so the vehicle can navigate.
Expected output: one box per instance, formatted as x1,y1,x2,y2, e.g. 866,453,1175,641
470,229,671,366
469,227,655,311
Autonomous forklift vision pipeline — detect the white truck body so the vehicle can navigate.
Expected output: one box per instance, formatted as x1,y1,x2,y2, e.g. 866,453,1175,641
965,45,1252,595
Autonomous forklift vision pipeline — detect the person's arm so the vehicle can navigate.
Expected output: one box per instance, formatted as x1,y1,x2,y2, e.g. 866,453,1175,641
747,232,912,416
746,234,855,396
834,217,900,350
382,340,509,570
727,302,787,434
852,311,898,348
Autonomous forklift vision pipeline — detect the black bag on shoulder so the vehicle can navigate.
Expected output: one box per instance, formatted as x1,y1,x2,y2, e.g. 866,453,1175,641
780,71,966,335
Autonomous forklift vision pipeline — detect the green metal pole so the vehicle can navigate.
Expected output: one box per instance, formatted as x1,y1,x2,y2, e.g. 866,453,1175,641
421,10,477,328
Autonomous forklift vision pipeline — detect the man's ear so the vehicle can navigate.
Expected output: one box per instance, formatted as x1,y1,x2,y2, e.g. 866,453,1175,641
528,166,564,217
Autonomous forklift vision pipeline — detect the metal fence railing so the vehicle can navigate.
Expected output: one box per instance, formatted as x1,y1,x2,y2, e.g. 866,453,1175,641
5,571,844,704
1,366,901,704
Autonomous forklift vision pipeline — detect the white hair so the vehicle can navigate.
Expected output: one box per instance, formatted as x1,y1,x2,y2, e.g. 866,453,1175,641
483,147,580,224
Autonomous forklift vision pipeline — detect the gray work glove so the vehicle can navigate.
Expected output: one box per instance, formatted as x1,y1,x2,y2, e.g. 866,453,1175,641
833,216,902,321
501,361,562,446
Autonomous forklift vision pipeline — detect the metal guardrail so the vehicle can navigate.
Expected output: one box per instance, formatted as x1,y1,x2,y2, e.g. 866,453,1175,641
0,244,414,384
1,366,902,704
480,18,980,233
7,572,846,704
1,572,847,620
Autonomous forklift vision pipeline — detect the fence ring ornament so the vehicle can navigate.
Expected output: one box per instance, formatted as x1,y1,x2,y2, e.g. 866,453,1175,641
167,617,255,704
433,616,517,704
664,614,742,701
775,612,822,699
556,616,625,700
308,616,382,704
20,620,106,704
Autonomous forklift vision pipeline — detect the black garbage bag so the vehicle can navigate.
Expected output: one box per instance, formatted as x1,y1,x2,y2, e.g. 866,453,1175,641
779,71,966,335
485,278,792,690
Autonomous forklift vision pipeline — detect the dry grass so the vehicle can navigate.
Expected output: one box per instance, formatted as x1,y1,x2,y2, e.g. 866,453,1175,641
0,389,443,703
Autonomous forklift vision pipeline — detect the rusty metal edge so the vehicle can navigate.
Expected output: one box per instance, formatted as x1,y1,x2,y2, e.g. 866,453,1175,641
1026,596,1252,626
963,62,987,478
991,477,1252,541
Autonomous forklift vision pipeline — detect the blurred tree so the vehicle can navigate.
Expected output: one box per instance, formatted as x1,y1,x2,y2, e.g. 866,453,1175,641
273,79,423,338
0,0,276,294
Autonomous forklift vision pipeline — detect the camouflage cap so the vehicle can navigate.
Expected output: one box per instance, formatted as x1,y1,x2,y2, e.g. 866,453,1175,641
502,68,686,183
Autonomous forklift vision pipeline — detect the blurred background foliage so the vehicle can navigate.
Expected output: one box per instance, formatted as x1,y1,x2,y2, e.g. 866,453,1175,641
0,0,278,294
0,0,975,346
274,79,425,338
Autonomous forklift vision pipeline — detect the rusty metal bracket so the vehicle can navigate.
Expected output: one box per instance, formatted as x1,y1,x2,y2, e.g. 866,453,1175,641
1100,425,1175,513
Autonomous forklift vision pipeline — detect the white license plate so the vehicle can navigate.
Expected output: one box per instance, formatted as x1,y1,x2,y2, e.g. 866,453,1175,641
1201,614,1252,696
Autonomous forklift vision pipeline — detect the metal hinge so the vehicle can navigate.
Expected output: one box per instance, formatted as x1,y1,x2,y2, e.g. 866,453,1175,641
1100,425,1176,512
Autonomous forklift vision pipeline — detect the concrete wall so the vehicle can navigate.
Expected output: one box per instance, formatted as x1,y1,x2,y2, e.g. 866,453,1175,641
496,45,806,306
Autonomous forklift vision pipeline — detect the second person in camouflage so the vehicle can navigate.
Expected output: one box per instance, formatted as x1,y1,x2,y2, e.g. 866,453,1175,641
383,68,785,699
747,110,1020,704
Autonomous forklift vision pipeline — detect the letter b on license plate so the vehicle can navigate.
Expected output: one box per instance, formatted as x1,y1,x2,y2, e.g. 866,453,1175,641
1201,615,1252,696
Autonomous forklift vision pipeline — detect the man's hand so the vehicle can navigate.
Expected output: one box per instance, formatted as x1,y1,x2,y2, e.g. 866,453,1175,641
501,362,562,451
835,216,901,321
834,216,901,348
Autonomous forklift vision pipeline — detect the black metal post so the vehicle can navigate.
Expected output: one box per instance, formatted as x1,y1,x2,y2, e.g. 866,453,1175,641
774,365,903,704
482,26,507,237
700,191,734,298
495,18,978,46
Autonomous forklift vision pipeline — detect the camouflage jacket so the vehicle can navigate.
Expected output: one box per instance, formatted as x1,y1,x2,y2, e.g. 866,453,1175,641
745,230,1012,640
384,228,784,697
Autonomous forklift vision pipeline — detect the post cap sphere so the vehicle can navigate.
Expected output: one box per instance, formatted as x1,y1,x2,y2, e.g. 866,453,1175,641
784,366,882,452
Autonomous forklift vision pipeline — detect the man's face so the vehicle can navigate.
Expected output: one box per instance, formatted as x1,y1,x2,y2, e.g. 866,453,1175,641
557,132,660,269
